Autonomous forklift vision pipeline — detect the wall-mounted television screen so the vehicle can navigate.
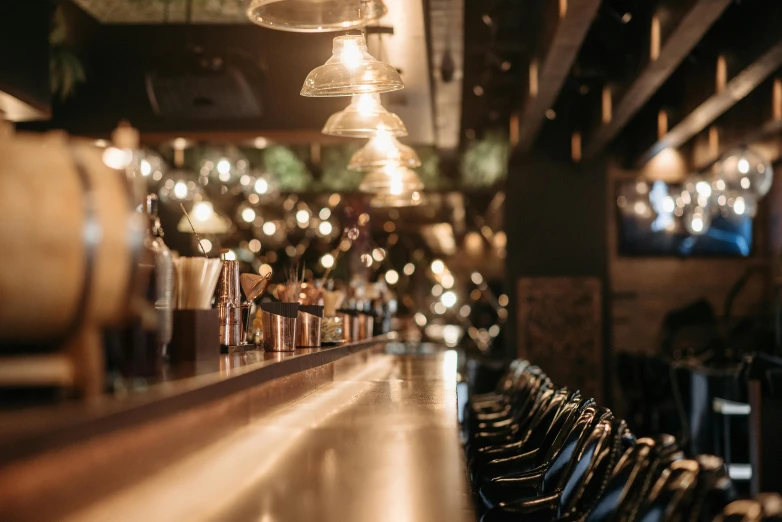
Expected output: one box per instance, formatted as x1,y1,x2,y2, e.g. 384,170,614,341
616,180,753,257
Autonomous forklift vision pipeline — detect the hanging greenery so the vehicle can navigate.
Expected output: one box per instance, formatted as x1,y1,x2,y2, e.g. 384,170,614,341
50,6,86,102
262,145,314,192
460,131,510,189
317,143,364,192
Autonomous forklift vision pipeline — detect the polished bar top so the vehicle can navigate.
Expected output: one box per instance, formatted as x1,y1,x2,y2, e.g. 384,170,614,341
63,349,475,522
0,336,392,467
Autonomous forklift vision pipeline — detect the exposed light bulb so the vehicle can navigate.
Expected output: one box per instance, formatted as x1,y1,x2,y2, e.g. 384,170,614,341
254,178,269,194
193,201,214,222
321,253,335,268
217,158,231,175
241,207,256,223
340,39,363,69
262,221,277,235
734,196,746,215
173,181,188,200
140,159,152,177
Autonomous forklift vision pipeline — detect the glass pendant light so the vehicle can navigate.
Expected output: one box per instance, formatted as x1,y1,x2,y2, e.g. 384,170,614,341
322,93,408,137
716,147,773,198
371,190,423,208
359,165,424,194
349,131,421,171
301,34,404,97
247,0,387,33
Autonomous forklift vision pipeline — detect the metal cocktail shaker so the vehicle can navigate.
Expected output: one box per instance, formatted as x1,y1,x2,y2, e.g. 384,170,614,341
217,257,243,346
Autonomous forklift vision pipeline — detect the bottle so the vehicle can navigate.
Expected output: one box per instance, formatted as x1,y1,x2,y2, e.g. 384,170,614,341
146,194,174,356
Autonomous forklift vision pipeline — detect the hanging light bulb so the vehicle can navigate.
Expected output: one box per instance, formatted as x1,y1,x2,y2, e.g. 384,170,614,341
348,131,421,171
301,34,404,97
683,206,711,236
322,93,408,137
159,170,201,202
717,147,773,198
359,165,424,195
247,0,387,33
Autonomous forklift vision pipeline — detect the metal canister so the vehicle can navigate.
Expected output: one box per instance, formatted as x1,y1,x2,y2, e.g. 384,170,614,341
296,310,322,347
262,311,297,352
339,311,353,342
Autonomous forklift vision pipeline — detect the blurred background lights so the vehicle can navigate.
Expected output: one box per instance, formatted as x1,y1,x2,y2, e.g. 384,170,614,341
414,313,427,327
319,208,331,220
471,272,483,285
296,209,310,224
433,302,447,315
403,263,415,276
431,284,443,297
248,239,261,253
440,273,455,289
385,270,399,285
200,239,212,253
319,221,333,235
441,291,457,308
241,207,256,223
321,253,335,268
431,259,445,274
262,222,277,235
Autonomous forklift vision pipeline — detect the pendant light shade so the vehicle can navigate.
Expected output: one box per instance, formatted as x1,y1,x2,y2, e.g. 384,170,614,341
301,34,404,97
370,190,423,208
359,165,424,194
322,94,408,137
247,0,387,33
349,131,421,171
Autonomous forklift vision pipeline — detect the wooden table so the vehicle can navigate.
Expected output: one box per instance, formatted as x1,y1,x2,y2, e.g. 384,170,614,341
7,346,475,521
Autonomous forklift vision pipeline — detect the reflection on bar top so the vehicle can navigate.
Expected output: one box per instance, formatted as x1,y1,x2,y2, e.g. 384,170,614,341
0,334,396,467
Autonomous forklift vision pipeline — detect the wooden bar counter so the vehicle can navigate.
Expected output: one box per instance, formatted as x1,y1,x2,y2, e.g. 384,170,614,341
0,337,475,521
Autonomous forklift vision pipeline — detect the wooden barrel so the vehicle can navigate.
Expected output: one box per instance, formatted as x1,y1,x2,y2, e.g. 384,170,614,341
0,131,145,344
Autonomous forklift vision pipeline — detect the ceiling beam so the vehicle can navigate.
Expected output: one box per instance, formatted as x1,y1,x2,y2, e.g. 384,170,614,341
515,0,600,152
583,0,732,159
637,37,782,167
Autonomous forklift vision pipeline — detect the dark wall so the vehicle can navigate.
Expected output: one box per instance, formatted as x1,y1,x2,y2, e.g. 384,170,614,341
504,151,610,403
22,8,347,135
0,1,51,112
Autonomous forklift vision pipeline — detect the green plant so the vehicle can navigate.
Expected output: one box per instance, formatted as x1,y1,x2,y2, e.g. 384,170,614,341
460,131,510,188
50,6,86,102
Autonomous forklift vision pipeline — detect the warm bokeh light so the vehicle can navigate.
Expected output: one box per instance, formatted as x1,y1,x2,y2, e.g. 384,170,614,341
431,259,445,274
441,291,457,308
403,263,415,276
385,270,399,285
321,253,335,268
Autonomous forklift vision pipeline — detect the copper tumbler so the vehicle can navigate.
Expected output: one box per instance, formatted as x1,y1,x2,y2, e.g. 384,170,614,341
262,312,296,352
296,310,322,347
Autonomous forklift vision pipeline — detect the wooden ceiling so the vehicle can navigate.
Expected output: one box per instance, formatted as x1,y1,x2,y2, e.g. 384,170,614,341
461,0,782,171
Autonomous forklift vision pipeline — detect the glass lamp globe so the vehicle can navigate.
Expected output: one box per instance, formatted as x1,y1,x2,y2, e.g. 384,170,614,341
723,190,758,218
359,165,424,194
240,170,278,203
322,94,408,137
199,148,250,187
127,149,167,184
683,206,711,236
616,179,657,221
348,131,421,171
370,190,424,208
159,170,202,202
717,147,773,198
247,0,387,33
301,34,404,97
